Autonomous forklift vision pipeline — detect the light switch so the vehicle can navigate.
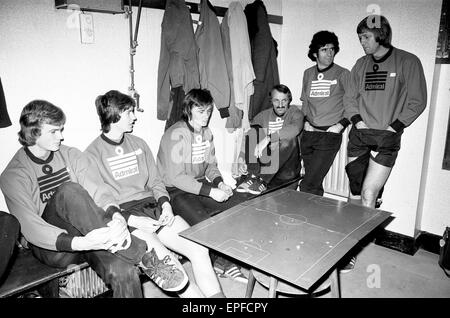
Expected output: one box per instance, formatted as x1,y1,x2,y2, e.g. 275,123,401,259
79,13,94,44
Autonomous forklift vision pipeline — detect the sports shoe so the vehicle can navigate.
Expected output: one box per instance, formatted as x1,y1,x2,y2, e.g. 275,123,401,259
141,248,188,292
375,198,383,209
215,263,248,284
236,175,255,193
340,256,357,274
246,176,267,195
236,175,267,195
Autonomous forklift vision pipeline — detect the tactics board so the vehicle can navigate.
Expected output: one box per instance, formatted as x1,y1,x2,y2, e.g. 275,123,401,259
180,188,391,290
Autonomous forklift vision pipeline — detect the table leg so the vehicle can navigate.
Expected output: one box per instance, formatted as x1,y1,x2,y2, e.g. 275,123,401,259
268,276,278,298
330,268,340,298
245,270,256,298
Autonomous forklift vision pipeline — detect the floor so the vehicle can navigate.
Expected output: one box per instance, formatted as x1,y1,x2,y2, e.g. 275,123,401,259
143,242,450,298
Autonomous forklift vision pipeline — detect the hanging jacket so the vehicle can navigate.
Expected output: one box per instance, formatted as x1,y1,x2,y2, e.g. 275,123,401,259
245,0,280,121
0,77,11,128
224,1,255,130
157,0,200,120
195,0,230,118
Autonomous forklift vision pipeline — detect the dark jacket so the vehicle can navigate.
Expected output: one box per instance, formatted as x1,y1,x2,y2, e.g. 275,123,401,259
245,0,280,120
157,0,200,120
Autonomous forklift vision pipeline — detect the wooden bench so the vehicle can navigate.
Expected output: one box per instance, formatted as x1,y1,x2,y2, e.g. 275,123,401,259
0,248,96,298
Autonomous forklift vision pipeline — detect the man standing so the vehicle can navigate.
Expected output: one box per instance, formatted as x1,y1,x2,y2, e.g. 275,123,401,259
299,31,351,196
342,15,427,273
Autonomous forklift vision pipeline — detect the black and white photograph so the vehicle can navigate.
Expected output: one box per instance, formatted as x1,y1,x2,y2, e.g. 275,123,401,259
0,0,449,305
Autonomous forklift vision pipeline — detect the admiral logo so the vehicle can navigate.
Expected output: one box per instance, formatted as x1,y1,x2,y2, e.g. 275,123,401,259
364,64,387,91
268,117,284,135
192,134,210,164
309,73,337,98
107,147,143,180
38,167,71,203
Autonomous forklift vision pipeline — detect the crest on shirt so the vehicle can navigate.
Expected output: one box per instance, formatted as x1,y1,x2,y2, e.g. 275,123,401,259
309,73,337,98
192,134,210,164
107,146,143,180
38,166,71,203
364,64,388,90
269,117,284,134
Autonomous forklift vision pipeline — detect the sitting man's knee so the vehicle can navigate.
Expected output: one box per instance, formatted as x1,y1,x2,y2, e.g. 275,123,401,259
53,182,86,201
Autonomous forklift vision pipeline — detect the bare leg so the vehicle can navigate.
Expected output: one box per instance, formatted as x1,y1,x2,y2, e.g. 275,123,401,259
360,158,392,208
157,216,223,297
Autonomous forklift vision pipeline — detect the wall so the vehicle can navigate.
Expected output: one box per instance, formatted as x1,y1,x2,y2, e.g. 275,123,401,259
280,0,442,236
0,0,281,208
419,64,450,235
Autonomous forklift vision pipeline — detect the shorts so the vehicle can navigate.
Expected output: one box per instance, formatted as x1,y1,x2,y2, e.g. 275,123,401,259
120,197,162,232
347,127,402,168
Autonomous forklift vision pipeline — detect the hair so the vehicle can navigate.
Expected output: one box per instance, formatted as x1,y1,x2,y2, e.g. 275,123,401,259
95,90,135,133
307,31,340,62
181,88,214,121
18,100,66,146
356,15,392,47
270,84,292,104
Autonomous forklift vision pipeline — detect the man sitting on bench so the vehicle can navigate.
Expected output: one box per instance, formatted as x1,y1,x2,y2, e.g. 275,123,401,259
236,84,304,195
0,100,187,298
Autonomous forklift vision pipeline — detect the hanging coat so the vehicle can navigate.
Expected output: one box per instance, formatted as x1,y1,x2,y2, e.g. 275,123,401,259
157,0,200,121
0,77,11,128
245,0,280,121
223,1,255,130
195,0,230,118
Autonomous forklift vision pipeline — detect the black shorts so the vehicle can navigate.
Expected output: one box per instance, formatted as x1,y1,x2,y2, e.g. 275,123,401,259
347,127,402,168
119,197,162,233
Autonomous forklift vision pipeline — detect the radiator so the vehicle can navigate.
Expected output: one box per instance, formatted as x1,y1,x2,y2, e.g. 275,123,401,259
322,127,350,198
59,266,108,298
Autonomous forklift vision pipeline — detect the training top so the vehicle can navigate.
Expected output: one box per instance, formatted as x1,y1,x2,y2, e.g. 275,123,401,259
157,120,223,196
345,47,427,131
252,106,304,140
85,134,170,215
300,63,351,128
0,145,118,251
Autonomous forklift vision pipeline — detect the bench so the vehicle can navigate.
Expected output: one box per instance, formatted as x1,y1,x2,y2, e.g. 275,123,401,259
0,248,104,298
0,176,302,298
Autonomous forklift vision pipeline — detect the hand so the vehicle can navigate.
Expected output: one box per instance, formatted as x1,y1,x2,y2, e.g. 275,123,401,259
254,136,270,158
107,213,132,253
159,202,175,227
304,121,314,132
326,123,343,134
71,227,115,251
128,214,162,233
386,126,396,133
209,188,230,202
218,182,233,197
355,121,369,129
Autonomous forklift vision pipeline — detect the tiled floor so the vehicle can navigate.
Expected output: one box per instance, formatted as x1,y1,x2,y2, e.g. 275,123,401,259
143,242,450,298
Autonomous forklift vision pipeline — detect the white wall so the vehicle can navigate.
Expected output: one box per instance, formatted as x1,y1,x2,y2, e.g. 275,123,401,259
419,64,450,235
280,0,442,236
